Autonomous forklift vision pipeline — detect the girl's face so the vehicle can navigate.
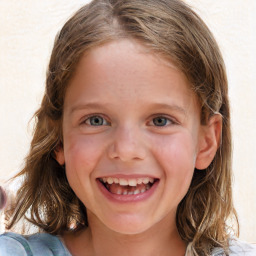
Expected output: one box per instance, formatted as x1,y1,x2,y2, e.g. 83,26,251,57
56,39,215,235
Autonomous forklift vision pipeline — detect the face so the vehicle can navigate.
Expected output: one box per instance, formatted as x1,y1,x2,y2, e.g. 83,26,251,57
56,39,213,235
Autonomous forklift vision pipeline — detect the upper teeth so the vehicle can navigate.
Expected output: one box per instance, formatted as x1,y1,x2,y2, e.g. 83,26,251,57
100,177,155,187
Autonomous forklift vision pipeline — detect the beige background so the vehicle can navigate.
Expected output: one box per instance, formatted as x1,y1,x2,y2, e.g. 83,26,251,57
0,0,255,242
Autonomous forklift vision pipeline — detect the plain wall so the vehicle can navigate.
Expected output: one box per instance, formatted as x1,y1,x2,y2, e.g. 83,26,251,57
0,0,255,242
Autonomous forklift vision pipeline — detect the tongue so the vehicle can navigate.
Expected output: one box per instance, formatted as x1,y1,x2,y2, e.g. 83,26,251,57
107,183,148,195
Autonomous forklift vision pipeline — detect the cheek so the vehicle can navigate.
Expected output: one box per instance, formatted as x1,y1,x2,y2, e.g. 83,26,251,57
64,134,104,172
63,135,105,203
152,133,196,182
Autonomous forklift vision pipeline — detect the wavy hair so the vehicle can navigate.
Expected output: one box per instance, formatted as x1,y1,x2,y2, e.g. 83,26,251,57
7,0,238,255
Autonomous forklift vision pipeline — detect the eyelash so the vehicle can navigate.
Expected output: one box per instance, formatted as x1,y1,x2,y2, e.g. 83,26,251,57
81,115,110,126
80,114,177,127
148,115,177,127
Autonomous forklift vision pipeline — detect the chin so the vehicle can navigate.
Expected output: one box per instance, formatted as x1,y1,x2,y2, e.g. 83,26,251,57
103,215,153,235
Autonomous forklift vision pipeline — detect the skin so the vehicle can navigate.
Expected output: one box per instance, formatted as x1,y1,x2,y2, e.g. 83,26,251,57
56,39,221,256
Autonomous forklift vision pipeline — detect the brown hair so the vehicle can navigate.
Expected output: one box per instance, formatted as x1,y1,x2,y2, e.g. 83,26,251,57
7,0,238,255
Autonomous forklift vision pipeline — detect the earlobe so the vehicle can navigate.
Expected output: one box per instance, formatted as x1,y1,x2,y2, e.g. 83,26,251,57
195,114,222,170
54,144,65,166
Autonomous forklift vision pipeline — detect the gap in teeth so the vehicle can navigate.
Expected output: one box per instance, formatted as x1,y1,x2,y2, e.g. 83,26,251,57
100,177,155,186
99,177,155,195
105,183,151,195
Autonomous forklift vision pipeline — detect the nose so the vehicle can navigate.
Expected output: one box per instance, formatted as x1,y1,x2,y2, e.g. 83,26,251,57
107,125,146,162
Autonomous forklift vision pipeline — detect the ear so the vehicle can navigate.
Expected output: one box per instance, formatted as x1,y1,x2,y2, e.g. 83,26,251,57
54,143,65,166
195,114,222,170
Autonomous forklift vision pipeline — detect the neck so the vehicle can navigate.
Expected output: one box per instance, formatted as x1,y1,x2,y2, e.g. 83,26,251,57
91,226,186,256
64,212,187,256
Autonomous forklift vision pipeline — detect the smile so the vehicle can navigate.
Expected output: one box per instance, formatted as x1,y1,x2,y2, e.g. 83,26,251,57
99,177,157,196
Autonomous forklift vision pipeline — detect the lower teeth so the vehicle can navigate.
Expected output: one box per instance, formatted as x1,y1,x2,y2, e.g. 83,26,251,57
103,182,152,195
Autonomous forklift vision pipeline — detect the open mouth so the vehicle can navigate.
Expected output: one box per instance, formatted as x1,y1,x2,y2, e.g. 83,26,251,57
98,177,158,196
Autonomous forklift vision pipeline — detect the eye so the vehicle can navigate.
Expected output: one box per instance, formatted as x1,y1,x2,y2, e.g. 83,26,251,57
149,116,176,127
153,116,168,126
152,117,168,126
84,115,109,126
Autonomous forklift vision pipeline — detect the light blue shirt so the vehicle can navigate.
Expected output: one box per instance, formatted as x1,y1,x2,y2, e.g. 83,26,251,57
0,232,256,255
0,232,71,256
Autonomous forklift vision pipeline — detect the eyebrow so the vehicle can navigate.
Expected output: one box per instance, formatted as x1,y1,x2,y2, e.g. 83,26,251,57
147,103,187,116
69,102,187,116
69,102,110,114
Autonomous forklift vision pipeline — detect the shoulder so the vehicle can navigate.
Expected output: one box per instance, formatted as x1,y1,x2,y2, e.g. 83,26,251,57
211,239,256,256
187,239,256,256
0,232,71,256
228,239,256,256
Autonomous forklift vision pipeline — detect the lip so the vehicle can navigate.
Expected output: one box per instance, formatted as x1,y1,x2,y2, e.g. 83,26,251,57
97,174,157,179
96,178,159,203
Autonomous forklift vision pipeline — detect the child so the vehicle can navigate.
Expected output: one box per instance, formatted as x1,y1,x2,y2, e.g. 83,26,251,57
0,0,255,255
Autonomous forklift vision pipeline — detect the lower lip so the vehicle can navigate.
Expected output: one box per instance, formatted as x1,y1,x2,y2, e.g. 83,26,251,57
96,179,159,203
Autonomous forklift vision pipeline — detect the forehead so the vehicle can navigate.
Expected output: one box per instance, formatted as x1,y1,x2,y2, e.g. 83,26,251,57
64,39,199,115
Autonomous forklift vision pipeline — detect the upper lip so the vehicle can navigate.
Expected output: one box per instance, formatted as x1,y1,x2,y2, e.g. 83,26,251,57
97,174,158,179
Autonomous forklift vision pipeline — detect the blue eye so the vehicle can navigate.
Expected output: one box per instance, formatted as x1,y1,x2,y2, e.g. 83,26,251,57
85,116,108,126
152,117,169,126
